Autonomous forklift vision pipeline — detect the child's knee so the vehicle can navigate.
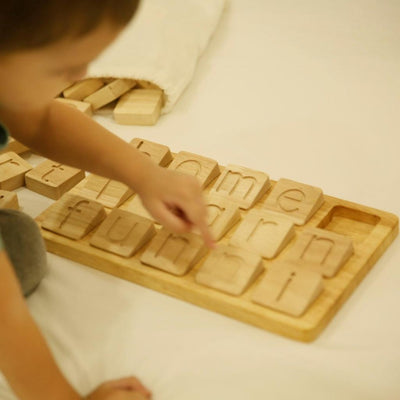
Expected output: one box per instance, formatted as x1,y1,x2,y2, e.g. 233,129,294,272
0,209,48,296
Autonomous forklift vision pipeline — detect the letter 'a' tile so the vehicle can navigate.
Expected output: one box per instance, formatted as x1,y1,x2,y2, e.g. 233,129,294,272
130,138,173,167
230,209,295,258
263,178,324,225
210,165,270,210
140,228,207,276
252,260,323,317
40,193,106,240
0,151,32,190
168,151,221,188
284,227,354,278
90,209,156,257
195,245,264,296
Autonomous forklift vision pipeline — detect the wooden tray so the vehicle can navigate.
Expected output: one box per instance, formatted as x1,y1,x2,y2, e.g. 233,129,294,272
36,161,398,342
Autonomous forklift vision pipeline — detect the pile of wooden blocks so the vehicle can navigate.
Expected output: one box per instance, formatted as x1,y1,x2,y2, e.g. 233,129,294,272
56,78,164,126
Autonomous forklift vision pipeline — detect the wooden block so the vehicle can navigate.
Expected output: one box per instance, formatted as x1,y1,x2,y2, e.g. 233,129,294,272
230,209,295,258
55,98,92,116
196,245,264,296
263,178,324,225
140,228,207,276
120,195,156,223
204,194,241,240
130,138,173,167
137,80,161,90
90,209,156,257
210,164,270,210
284,227,354,278
73,174,133,208
0,152,32,190
25,160,85,200
84,79,137,110
0,190,19,209
168,151,221,189
252,260,324,317
63,78,105,100
113,88,163,125
0,138,29,155
40,193,106,240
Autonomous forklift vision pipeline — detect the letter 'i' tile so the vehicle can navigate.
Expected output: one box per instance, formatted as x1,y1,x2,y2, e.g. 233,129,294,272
0,190,19,209
204,194,241,240
284,227,354,278
263,178,324,225
74,174,133,208
140,228,207,276
25,160,85,200
130,138,173,167
230,209,295,258
168,151,221,189
40,193,106,240
210,165,270,210
252,260,324,317
0,151,32,190
90,209,156,257
196,245,264,296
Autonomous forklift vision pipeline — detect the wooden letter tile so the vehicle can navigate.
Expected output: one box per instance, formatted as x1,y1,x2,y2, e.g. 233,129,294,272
168,151,221,189
25,160,85,200
204,194,241,240
114,89,163,125
284,227,354,278
263,178,324,225
195,245,264,296
90,209,156,257
63,78,105,100
73,174,133,208
252,260,324,317
130,138,173,167
230,209,295,258
140,228,207,276
55,98,92,116
84,79,137,110
40,193,106,240
0,152,32,190
0,190,19,209
0,138,29,155
120,195,156,223
210,164,270,209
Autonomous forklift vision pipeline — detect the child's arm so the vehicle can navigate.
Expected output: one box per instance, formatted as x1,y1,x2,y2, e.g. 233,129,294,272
0,249,151,400
0,101,214,247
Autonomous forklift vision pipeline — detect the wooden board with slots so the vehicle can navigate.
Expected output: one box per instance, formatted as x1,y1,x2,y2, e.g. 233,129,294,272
34,138,398,342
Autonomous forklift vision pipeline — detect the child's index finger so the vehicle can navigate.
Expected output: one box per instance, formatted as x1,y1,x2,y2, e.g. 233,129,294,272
193,213,216,249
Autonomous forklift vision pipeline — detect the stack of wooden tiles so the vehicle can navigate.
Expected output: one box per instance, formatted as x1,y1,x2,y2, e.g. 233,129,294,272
32,138,398,342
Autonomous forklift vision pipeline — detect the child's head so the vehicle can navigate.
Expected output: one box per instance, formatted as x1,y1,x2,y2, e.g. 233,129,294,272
0,0,140,111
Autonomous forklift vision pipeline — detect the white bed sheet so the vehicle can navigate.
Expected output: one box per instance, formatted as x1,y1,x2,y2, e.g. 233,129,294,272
1,1,399,399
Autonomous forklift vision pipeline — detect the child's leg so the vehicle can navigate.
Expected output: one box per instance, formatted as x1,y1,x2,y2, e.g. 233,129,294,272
0,210,47,296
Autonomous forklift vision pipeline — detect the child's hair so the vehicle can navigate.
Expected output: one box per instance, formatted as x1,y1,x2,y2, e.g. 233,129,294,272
0,0,141,53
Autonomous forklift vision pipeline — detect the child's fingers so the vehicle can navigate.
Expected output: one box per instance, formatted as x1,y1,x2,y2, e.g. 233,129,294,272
105,376,152,398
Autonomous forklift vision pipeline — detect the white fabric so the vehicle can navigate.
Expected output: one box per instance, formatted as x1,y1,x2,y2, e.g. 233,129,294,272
88,0,227,113
1,1,400,399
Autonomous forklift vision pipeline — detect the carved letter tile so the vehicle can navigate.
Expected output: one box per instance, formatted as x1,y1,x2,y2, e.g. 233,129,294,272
252,260,324,317
130,138,173,167
0,138,29,155
90,209,156,257
140,228,207,276
25,160,85,200
119,194,157,223
263,178,324,225
284,227,354,278
63,78,105,100
230,209,295,258
0,190,19,209
195,245,264,296
73,174,133,208
210,165,270,210
40,193,106,240
168,151,221,189
0,151,32,190
55,98,93,116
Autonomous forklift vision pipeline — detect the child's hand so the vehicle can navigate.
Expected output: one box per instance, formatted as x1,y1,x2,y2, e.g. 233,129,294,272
136,165,215,249
85,376,151,400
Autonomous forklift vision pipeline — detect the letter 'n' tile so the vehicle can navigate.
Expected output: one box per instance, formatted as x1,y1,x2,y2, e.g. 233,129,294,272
140,228,207,276
40,193,106,240
195,245,264,296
